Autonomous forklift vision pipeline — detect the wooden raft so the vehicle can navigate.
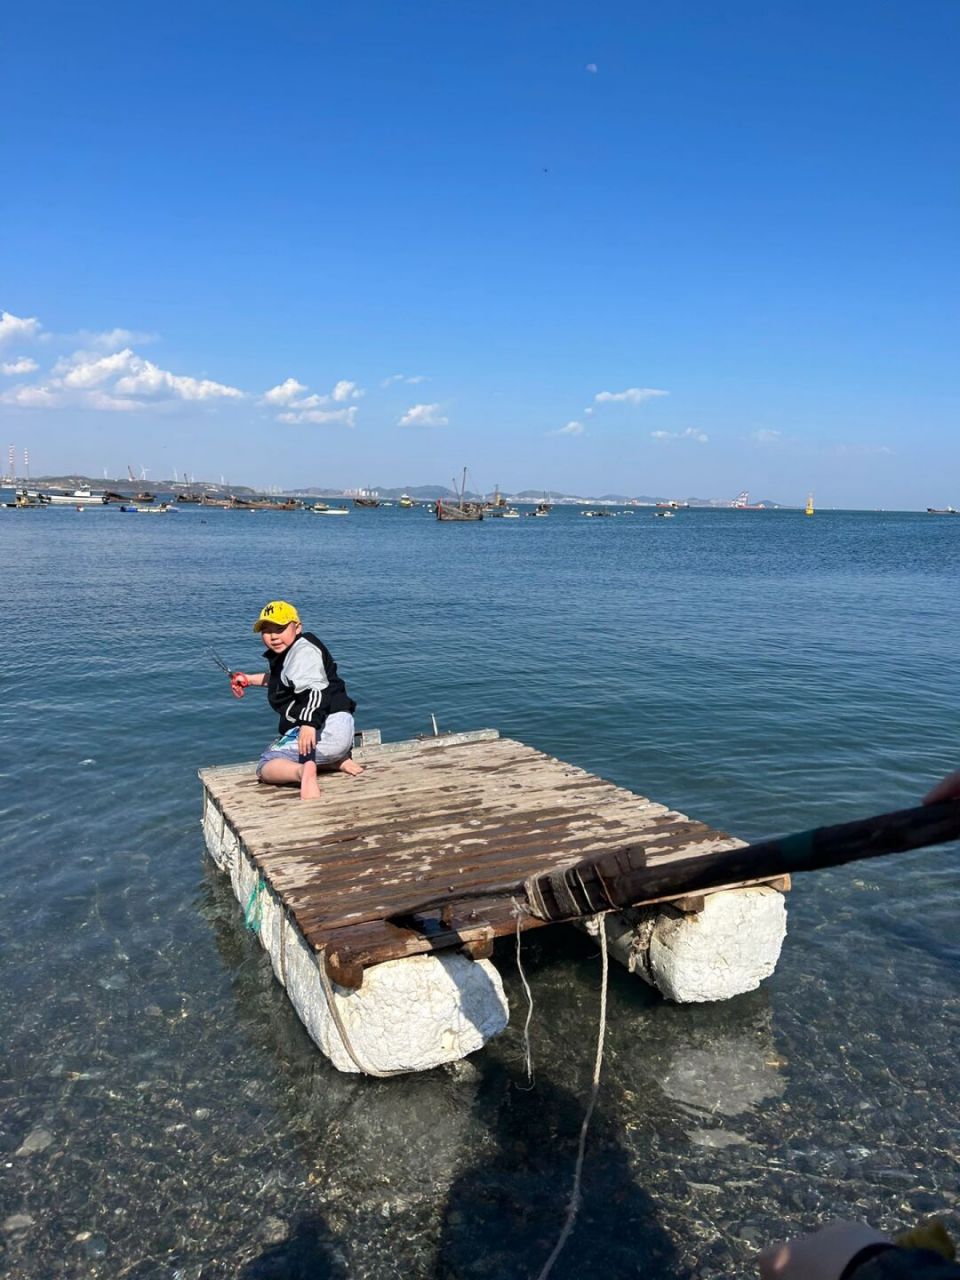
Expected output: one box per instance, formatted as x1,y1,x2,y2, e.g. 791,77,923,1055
200,730,788,989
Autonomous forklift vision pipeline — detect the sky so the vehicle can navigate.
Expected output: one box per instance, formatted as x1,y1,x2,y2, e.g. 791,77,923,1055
1,0,957,507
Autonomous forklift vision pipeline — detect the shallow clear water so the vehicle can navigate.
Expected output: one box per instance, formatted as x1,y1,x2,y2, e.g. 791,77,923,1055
2,502,958,1278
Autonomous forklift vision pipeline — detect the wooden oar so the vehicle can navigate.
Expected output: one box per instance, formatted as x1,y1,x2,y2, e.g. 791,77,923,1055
523,801,960,922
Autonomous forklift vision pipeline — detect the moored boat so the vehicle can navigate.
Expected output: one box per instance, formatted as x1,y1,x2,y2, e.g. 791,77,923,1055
435,499,483,521
35,486,108,506
436,468,483,521
229,496,300,511
731,490,768,510
5,491,44,508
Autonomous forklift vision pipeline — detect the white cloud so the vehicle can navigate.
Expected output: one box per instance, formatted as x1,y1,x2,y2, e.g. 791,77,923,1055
87,390,142,412
2,316,242,411
398,403,448,428
73,327,158,349
550,420,584,436
277,406,358,427
262,377,308,405
0,383,60,407
585,63,598,73
752,429,781,444
831,442,894,457
331,379,364,402
583,407,594,416
0,311,41,346
263,377,364,415
114,358,243,401
1,357,38,375
56,348,137,388
595,387,668,405
383,372,428,387
651,427,709,444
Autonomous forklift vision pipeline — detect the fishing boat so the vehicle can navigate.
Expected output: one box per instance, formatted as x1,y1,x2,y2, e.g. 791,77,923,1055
581,508,613,518
398,494,416,508
654,510,676,519
486,484,508,511
731,491,768,510
493,508,520,519
353,496,381,508
312,504,349,516
229,496,300,511
35,486,108,506
436,468,483,521
120,503,175,514
4,491,44,509
805,493,815,517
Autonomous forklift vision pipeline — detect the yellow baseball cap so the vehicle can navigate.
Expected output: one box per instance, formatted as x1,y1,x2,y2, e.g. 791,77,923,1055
253,600,300,632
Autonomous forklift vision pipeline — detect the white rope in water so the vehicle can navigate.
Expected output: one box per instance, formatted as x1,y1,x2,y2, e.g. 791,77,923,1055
534,915,610,1280
512,899,536,1087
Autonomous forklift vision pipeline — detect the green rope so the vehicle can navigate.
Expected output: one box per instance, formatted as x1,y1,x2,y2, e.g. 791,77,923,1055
244,875,265,933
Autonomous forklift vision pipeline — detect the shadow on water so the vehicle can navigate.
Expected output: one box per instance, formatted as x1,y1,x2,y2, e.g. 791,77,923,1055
240,1216,348,1280
431,1054,684,1280
200,872,684,1280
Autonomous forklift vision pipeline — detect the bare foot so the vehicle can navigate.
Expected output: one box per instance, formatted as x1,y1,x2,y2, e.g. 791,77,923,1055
300,761,322,800
338,758,365,777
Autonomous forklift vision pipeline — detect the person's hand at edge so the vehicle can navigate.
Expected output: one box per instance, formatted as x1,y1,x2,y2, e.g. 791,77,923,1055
923,769,960,806
230,672,250,699
758,1221,890,1280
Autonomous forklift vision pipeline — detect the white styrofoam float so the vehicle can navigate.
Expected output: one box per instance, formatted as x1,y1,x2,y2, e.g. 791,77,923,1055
203,798,510,1074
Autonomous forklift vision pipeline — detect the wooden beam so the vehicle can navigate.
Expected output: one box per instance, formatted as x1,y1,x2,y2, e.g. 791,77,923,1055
524,803,960,922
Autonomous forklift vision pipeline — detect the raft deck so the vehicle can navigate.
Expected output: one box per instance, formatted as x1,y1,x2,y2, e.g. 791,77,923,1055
200,730,788,988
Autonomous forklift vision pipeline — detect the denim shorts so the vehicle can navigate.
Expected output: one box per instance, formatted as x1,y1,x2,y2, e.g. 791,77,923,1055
256,712,356,776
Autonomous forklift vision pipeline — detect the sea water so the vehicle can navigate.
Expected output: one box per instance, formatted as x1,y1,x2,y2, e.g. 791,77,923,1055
1,502,958,1278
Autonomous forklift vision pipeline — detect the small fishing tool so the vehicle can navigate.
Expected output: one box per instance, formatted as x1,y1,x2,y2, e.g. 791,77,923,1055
210,649,249,697
209,649,235,677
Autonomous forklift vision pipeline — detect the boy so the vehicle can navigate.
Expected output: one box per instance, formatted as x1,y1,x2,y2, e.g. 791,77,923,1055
229,600,364,800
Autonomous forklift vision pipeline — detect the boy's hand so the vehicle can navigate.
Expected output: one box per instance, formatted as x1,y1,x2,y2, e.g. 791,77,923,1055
298,725,316,756
230,672,250,699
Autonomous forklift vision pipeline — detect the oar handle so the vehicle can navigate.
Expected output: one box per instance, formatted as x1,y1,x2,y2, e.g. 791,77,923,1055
524,801,960,922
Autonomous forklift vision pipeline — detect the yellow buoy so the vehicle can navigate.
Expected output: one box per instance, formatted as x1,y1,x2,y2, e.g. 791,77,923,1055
805,492,814,516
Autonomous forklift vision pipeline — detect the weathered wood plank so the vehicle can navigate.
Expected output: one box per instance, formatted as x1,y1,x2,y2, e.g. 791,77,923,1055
201,732,786,986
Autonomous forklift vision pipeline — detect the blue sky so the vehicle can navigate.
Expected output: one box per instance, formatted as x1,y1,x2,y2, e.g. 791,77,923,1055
2,0,957,506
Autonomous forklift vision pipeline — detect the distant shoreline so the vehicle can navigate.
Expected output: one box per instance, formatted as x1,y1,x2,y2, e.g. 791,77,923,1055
0,474,790,509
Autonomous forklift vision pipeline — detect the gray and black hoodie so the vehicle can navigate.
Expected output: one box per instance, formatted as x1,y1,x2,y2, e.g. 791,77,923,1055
265,631,356,733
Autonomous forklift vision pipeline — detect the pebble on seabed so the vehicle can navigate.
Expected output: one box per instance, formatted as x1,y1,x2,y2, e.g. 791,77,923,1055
14,1128,53,1157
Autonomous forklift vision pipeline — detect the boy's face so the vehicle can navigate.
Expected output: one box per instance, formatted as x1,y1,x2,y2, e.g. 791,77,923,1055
260,620,302,654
